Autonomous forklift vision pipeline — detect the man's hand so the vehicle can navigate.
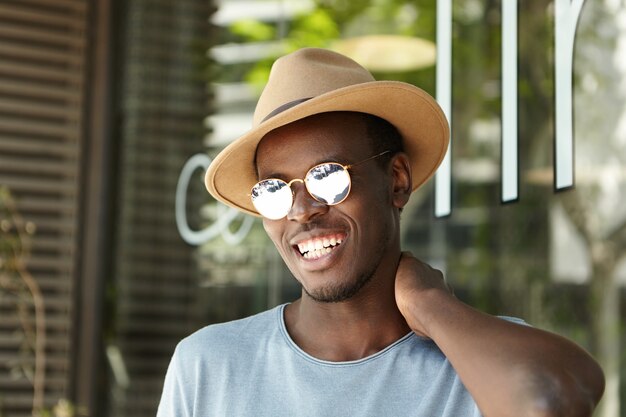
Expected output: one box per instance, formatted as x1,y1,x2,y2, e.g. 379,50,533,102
393,251,604,417
394,251,453,338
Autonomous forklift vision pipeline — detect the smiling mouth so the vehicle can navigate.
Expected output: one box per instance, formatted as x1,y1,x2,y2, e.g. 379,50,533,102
296,235,344,260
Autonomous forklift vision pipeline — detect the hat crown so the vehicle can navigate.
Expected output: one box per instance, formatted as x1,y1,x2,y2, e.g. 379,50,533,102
253,48,375,126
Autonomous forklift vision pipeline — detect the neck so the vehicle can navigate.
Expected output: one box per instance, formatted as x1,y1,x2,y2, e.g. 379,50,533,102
283,251,411,362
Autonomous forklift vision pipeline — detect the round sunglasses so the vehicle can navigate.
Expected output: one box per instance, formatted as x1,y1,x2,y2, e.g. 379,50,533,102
251,150,391,220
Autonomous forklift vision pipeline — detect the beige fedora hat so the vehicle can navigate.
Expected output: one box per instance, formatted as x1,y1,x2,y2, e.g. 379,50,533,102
205,47,449,217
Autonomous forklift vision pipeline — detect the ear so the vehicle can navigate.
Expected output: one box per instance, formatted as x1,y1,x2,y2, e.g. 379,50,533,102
390,152,412,209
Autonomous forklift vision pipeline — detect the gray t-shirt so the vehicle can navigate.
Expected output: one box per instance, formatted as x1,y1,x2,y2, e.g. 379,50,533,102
157,304,482,417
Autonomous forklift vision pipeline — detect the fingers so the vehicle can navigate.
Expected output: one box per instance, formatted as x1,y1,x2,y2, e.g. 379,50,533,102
398,251,453,295
400,251,441,274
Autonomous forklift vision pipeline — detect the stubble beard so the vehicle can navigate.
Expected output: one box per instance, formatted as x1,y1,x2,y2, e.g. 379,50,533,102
301,238,390,303
303,270,375,303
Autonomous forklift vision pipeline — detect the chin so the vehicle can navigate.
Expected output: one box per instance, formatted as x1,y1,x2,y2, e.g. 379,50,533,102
303,273,374,303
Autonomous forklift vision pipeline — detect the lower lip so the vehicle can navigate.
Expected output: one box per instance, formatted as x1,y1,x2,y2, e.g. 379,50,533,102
295,240,346,272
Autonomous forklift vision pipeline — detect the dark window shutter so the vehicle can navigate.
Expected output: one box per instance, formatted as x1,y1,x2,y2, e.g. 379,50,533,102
0,0,89,415
105,0,212,416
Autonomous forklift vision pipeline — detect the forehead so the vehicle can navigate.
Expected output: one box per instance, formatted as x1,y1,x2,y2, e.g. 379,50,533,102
255,112,371,175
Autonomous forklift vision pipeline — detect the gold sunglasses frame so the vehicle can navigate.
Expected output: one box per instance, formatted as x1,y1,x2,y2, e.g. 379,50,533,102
250,150,391,219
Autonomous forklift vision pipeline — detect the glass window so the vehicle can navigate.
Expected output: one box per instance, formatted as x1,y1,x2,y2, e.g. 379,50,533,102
102,1,626,416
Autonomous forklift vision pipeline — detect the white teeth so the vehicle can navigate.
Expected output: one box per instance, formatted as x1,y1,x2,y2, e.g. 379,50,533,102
303,246,333,260
297,236,344,258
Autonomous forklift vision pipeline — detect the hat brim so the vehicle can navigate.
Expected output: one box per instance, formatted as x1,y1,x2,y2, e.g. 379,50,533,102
205,80,449,217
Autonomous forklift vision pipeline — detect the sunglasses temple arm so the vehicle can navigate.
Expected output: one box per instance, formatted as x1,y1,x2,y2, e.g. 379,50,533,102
346,150,392,169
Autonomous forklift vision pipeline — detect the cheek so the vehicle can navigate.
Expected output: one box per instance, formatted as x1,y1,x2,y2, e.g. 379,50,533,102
262,219,279,241
348,183,396,235
262,219,289,254
349,179,392,213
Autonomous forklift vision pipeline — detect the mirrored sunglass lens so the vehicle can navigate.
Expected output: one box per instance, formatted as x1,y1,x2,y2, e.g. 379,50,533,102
306,163,350,205
251,179,293,220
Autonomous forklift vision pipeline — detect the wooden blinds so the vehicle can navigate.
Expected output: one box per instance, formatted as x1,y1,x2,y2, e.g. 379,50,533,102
0,0,88,416
106,0,212,416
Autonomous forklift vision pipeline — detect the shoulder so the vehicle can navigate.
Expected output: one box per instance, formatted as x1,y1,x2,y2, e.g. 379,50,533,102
158,308,283,417
174,305,282,359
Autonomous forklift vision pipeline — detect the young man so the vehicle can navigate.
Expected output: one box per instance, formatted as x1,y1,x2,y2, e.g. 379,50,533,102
158,48,604,416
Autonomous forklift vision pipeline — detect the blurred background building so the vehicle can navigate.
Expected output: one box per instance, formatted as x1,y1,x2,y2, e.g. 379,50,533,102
0,0,625,416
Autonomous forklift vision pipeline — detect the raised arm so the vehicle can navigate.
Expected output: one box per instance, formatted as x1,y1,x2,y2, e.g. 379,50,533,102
394,252,605,417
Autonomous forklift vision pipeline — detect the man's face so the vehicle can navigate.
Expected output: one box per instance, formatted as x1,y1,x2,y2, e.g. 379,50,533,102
255,112,401,303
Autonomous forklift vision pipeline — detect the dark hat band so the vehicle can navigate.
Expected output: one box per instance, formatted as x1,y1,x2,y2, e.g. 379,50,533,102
261,97,313,123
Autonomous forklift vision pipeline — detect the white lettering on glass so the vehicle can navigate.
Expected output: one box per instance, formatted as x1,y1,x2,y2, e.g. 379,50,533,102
502,0,519,202
555,0,585,189
435,0,453,217
175,153,254,245
178,2,588,245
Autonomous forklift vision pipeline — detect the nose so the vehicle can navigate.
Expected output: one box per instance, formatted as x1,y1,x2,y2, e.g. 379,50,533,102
287,182,328,223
